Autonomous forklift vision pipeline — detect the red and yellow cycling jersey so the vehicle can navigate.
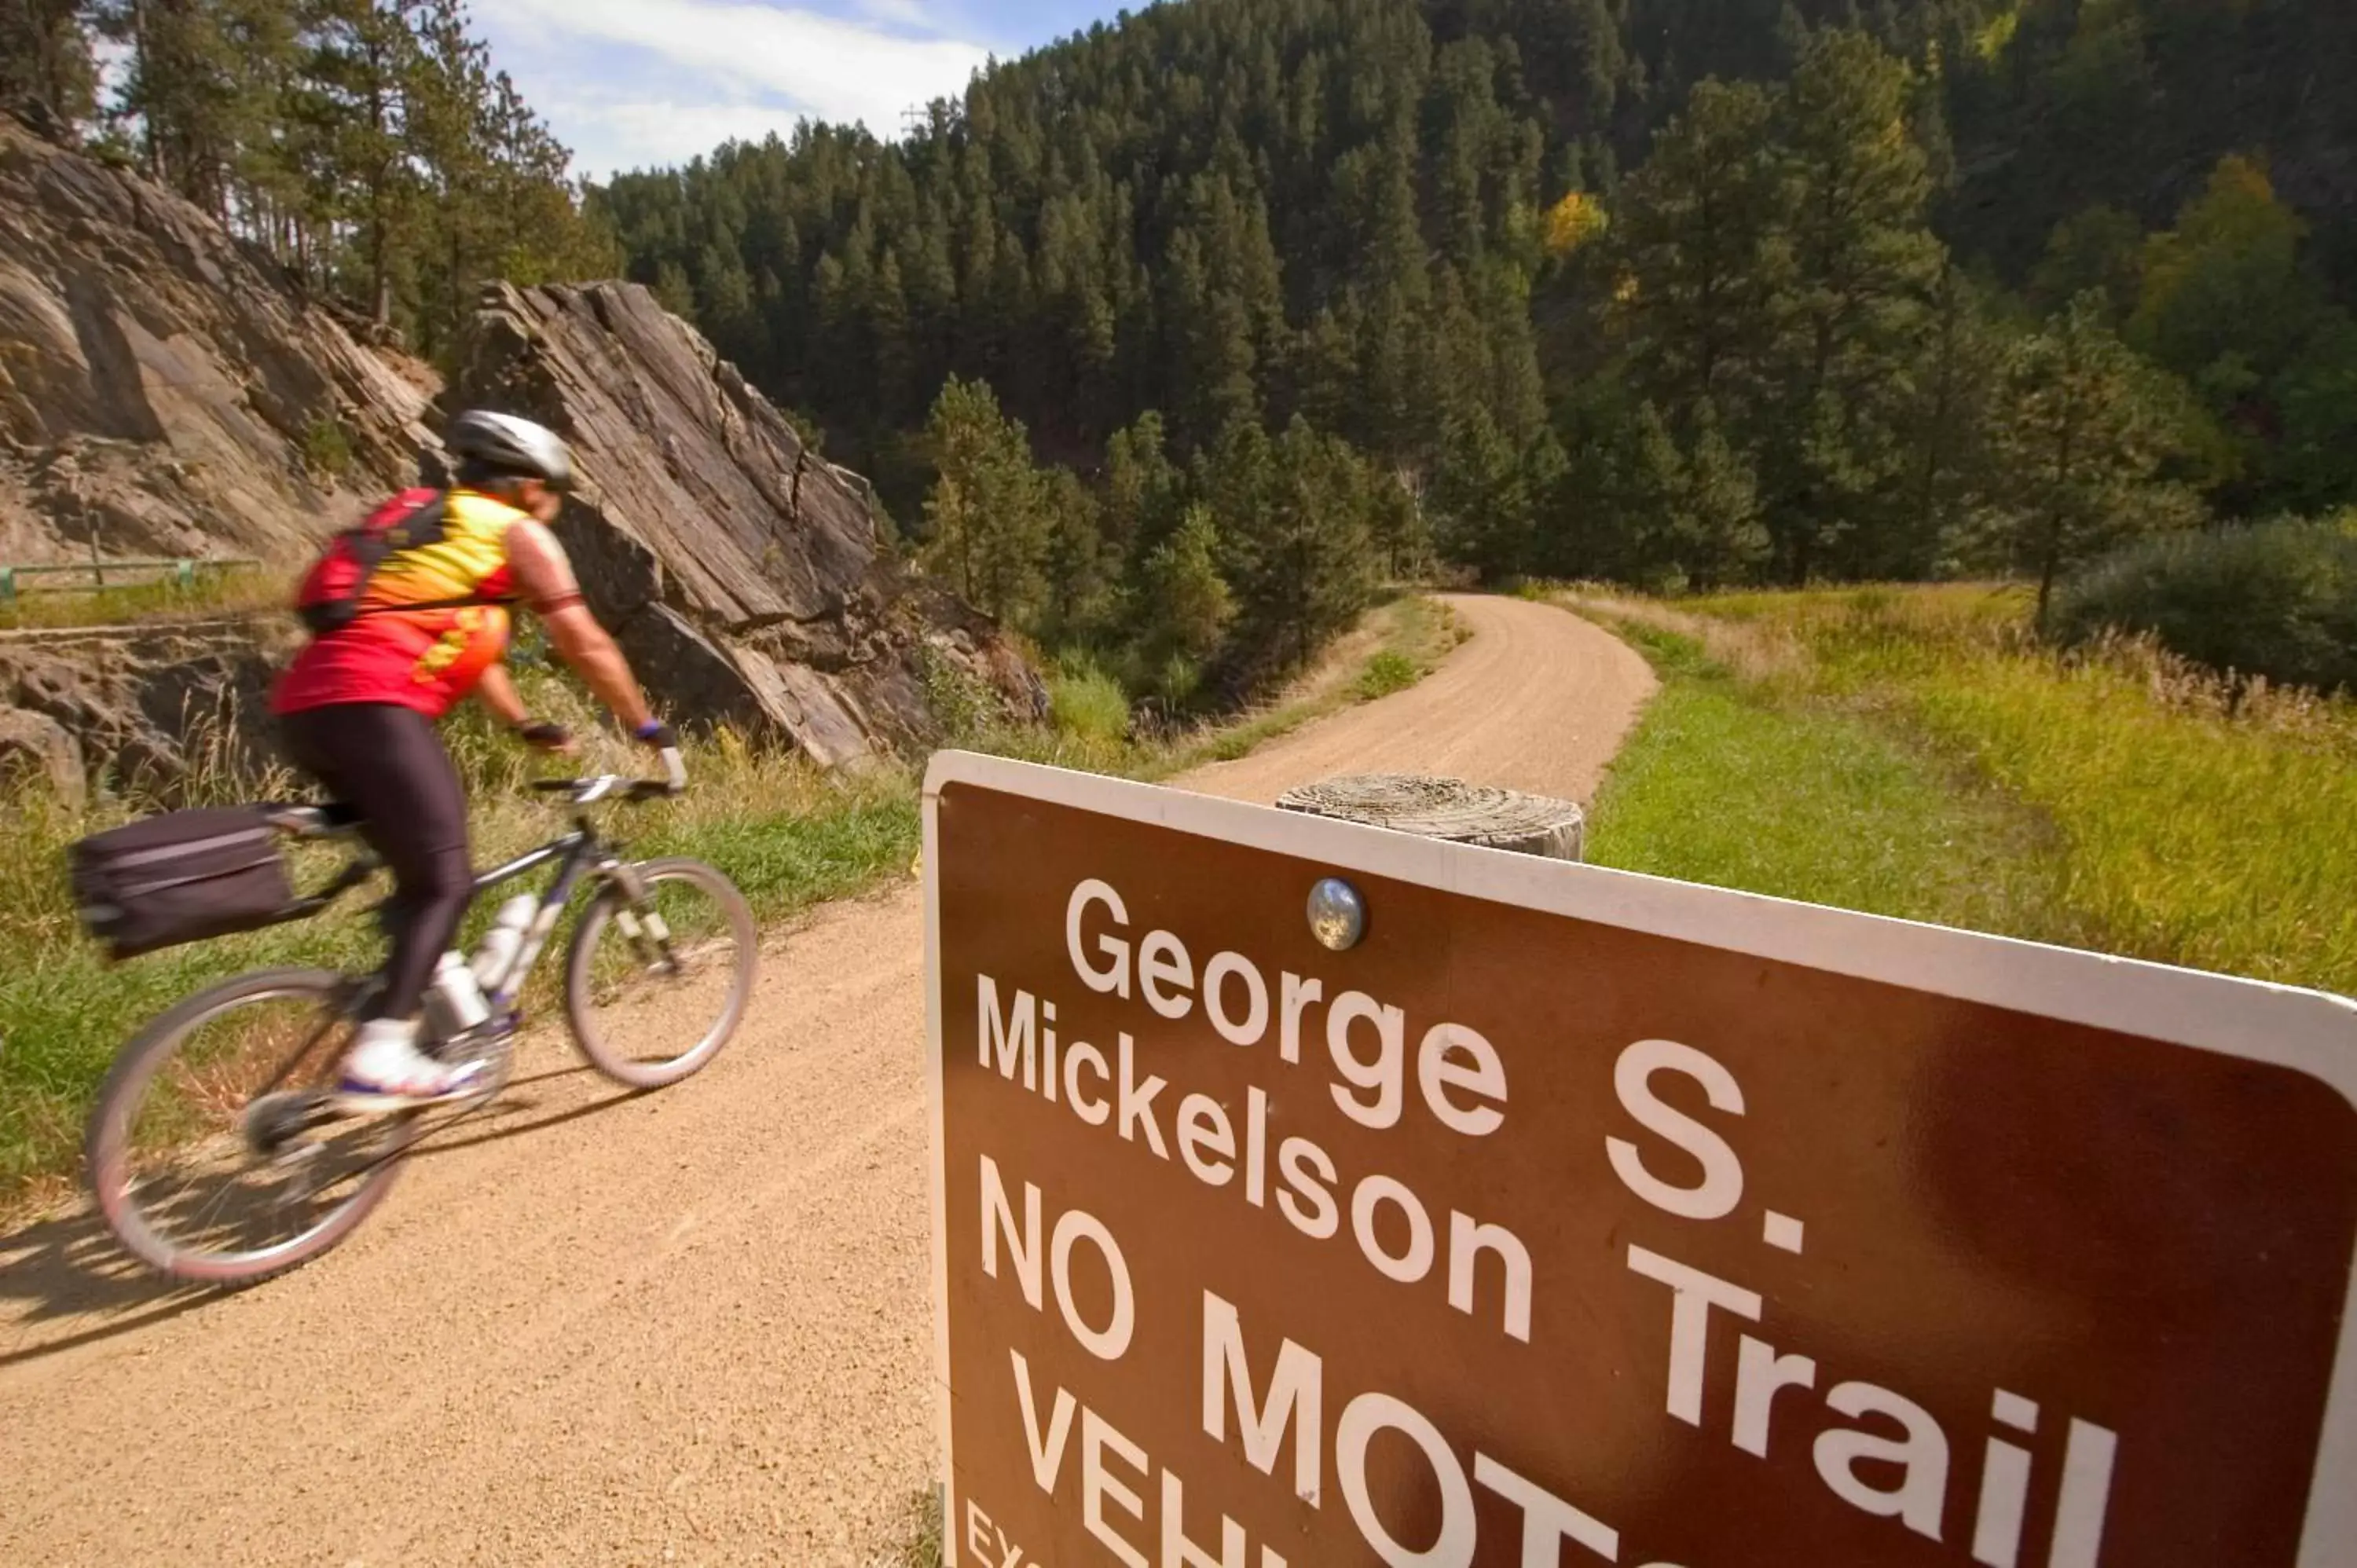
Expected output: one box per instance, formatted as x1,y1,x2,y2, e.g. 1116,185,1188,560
272,489,527,720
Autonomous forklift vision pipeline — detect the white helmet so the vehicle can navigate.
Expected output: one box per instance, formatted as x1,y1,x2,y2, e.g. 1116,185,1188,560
447,409,574,492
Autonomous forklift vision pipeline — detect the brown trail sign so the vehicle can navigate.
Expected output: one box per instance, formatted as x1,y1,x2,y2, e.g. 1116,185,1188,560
922,753,2357,1568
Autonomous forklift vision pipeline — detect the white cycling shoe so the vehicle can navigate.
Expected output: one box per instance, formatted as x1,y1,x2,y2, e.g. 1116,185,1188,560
335,1020,491,1112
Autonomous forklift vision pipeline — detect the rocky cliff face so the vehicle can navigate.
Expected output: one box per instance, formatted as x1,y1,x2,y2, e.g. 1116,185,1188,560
0,115,435,565
0,619,291,806
0,112,1036,792
457,280,1041,767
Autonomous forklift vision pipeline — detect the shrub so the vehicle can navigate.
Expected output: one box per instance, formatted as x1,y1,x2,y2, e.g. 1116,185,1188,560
2052,520,2357,694
1047,656,1131,742
1355,649,1420,700
302,415,355,479
918,643,1001,745
1153,652,1204,708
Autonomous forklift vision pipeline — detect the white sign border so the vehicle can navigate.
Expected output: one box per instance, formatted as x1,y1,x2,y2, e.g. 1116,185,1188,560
922,749,2357,1568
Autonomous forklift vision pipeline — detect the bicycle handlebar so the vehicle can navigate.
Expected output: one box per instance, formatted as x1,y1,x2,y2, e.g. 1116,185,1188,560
529,747,688,805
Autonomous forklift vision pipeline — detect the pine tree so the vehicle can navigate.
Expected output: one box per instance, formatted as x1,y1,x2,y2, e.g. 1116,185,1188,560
653,261,698,320
696,244,759,365
869,250,916,424
1135,504,1236,700
1624,401,1769,591
1429,405,1549,582
1611,79,1780,429
1983,293,2207,629
1754,28,1944,584
1222,416,1377,679
920,376,1054,625
481,67,611,288
302,0,416,324
96,0,252,218
1898,256,2003,578
1102,409,1182,562
0,0,98,126
2029,204,2146,323
1369,466,1430,578
405,0,498,365
1289,302,1363,437
1041,467,1118,646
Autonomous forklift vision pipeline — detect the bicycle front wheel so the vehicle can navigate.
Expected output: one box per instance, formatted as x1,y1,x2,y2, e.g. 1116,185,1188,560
86,967,416,1286
564,856,757,1089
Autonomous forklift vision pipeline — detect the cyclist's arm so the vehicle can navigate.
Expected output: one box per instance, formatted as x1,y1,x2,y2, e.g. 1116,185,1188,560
505,520,657,733
473,661,530,729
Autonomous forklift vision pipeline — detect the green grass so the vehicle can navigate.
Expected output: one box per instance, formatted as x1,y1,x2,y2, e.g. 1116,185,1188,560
1585,623,2069,937
1571,583,2357,996
894,1488,944,1568
0,595,1462,1208
0,568,287,631
1046,657,1133,745
1354,648,1421,700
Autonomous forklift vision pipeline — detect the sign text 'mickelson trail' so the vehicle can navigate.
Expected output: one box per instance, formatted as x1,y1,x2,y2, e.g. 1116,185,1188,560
963,875,2122,1568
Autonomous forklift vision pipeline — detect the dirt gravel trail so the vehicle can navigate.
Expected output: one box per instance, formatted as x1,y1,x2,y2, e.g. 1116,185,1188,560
1182,592,1655,805
0,594,1653,1568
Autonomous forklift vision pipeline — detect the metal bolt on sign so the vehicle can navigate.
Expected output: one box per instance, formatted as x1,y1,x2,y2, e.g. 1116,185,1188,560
1307,876,1366,951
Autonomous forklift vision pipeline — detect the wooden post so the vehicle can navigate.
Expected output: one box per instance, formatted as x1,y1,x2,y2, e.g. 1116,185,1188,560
1277,773,1587,862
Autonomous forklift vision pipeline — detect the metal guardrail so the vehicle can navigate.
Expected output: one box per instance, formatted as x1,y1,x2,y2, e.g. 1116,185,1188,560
0,558,261,604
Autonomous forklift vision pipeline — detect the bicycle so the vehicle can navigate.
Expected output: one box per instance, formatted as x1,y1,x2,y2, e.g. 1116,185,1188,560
82,759,757,1288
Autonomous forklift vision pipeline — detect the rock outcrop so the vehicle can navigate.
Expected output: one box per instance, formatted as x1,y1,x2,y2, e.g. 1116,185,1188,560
0,618,291,803
458,280,1042,765
0,115,435,565
0,112,1039,786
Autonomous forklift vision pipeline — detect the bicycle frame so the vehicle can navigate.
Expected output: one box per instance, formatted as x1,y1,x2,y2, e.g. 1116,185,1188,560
246,808,638,1104
466,811,631,1013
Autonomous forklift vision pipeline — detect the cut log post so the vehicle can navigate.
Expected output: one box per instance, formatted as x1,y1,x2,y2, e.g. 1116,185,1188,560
1275,773,1585,862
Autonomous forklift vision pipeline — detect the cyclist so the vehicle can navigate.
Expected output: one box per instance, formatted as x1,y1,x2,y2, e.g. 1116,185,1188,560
270,410,676,1109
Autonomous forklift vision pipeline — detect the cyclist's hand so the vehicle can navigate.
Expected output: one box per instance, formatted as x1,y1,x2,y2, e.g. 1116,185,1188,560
518,721,577,756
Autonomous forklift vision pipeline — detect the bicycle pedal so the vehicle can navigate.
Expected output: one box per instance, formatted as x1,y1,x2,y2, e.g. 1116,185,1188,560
244,1090,335,1156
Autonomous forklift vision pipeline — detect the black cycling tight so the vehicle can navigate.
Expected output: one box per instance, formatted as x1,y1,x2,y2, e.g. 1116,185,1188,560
279,702,472,1024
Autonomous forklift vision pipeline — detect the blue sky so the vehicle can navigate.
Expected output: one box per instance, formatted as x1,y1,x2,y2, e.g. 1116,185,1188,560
470,0,1128,181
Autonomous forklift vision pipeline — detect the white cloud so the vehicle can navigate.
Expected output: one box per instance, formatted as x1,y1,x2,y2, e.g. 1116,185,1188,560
483,0,990,147
858,0,938,27
542,97,823,178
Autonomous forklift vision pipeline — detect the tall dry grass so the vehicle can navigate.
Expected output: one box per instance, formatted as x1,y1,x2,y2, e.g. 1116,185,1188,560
1571,581,2357,995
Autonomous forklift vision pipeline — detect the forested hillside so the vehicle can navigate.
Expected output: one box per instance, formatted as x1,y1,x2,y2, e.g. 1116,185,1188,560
9,0,2353,701
589,0,2356,693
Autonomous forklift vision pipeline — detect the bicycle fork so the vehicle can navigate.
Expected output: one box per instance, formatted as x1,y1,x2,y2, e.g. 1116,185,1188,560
599,858,680,976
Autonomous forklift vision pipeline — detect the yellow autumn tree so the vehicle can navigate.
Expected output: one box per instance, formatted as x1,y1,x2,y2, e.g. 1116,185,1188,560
1543,191,1610,258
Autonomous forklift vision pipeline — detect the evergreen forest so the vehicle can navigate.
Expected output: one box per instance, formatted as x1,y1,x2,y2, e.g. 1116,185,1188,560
10,0,2355,699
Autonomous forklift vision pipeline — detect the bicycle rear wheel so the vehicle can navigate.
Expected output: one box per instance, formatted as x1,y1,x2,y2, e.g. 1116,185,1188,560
564,856,757,1089
85,968,416,1286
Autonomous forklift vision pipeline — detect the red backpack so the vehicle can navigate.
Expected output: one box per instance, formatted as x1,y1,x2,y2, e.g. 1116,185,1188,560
293,488,504,635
